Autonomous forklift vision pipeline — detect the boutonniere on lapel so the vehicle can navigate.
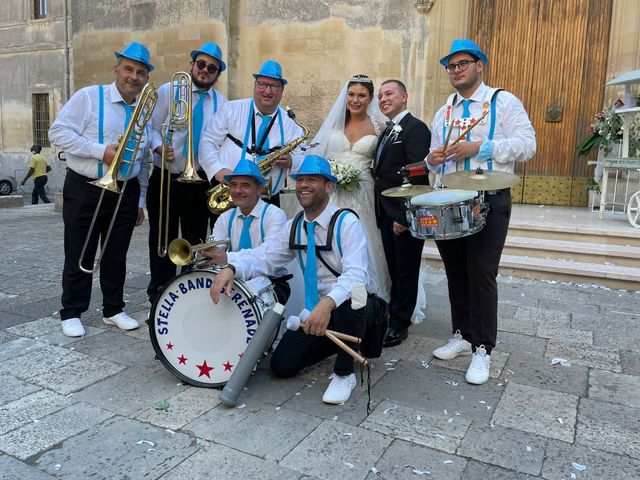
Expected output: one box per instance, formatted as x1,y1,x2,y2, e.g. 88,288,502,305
390,124,403,142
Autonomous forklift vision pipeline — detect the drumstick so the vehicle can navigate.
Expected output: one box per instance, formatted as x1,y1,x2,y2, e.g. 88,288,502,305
325,330,368,366
299,323,361,344
445,109,489,152
443,122,454,150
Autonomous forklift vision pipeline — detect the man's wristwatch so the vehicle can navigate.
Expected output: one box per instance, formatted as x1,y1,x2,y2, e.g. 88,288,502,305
220,263,236,274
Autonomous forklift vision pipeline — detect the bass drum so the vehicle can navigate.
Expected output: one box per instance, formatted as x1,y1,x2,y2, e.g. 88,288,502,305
149,269,277,388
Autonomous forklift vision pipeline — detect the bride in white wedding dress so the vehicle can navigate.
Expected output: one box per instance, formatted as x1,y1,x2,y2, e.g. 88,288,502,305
310,75,426,322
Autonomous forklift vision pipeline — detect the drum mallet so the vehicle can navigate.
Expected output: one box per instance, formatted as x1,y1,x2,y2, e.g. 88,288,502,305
286,313,367,366
219,303,285,407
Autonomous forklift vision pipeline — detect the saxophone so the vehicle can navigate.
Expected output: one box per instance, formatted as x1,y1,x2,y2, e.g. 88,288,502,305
206,106,311,214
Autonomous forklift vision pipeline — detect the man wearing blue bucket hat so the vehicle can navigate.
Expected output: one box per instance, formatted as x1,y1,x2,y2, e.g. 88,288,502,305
199,60,305,208
201,159,290,304
49,41,155,337
426,39,536,384
146,42,229,305
209,155,387,405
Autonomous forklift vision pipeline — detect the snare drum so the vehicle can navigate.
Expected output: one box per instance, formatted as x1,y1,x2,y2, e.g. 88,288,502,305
406,189,487,240
149,269,277,388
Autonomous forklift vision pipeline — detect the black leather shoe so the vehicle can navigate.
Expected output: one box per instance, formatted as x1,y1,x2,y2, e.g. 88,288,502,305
383,327,408,347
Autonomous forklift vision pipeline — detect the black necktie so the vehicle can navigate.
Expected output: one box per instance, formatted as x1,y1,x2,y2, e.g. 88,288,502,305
375,121,395,167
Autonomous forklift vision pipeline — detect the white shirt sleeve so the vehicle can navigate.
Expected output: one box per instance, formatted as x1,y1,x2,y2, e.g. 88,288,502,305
199,101,232,181
150,83,171,153
489,92,537,164
228,224,295,280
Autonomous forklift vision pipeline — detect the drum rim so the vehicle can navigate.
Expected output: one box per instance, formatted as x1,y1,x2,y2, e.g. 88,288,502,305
148,269,263,388
411,188,477,206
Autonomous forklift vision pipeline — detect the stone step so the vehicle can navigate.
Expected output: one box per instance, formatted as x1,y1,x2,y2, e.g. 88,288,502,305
508,220,640,247
422,244,640,291
502,236,640,269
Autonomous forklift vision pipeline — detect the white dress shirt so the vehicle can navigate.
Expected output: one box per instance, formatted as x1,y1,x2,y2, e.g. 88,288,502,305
198,98,305,193
428,82,536,176
211,199,289,277
150,82,227,173
48,82,151,207
228,202,379,308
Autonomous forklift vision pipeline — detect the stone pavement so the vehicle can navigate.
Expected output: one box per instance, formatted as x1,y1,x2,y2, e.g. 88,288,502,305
1,203,640,480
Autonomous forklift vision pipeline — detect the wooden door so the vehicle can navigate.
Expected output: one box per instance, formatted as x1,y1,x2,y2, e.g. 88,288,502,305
470,0,612,205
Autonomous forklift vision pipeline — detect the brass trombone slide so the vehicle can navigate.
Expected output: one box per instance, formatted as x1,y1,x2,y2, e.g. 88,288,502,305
167,238,231,267
78,82,158,274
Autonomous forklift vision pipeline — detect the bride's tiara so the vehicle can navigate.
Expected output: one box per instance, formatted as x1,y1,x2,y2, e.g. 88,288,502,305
348,76,373,84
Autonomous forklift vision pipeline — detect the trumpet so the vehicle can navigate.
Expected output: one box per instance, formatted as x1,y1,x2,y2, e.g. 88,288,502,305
206,106,311,214
79,82,158,274
167,238,231,267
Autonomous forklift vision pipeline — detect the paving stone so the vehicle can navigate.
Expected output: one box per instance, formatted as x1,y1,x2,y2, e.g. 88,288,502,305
431,348,508,379
536,326,593,345
34,416,197,479
589,369,640,408
0,337,46,362
0,453,56,480
5,316,61,338
542,439,640,480
36,325,105,346
185,400,322,460
0,374,41,404
135,385,220,430
0,389,74,435
462,460,543,480
503,352,589,396
592,318,640,353
281,419,392,479
2,297,62,321
492,382,578,443
160,442,303,480
71,330,156,367
0,402,113,460
380,334,440,364
0,311,33,329
73,365,188,416
0,344,87,379
621,351,640,376
0,330,15,345
457,422,548,476
498,306,541,335
494,331,547,356
545,340,621,372
367,439,467,480
361,400,471,453
576,398,640,460
30,355,126,395
373,360,503,421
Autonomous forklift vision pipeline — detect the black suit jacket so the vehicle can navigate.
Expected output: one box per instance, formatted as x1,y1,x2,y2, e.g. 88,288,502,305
373,112,431,227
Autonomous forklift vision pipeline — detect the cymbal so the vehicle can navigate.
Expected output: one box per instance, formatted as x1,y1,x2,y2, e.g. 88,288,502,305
381,184,433,198
441,170,520,190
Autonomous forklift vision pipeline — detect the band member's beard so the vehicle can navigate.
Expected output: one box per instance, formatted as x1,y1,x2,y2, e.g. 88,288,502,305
192,76,216,91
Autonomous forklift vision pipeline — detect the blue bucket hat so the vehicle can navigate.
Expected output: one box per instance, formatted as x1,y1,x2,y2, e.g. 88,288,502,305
223,159,267,186
190,42,227,72
439,39,488,67
253,60,288,86
290,155,337,184
115,41,154,72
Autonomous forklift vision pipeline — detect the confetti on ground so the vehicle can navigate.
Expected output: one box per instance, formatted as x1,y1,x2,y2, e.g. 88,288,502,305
434,433,445,440
383,404,398,415
446,380,459,386
479,400,486,404
443,409,448,415
526,446,532,452
370,467,381,476
557,417,564,424
275,406,281,411
572,463,587,471
344,462,355,469
550,357,572,367
404,465,431,475
136,440,155,447
448,418,454,423
332,416,339,421
343,432,352,436
387,367,396,371
420,360,430,369
53,464,61,471
416,415,422,421
165,429,175,435
153,400,170,411
459,395,465,400
237,404,246,409
443,460,454,464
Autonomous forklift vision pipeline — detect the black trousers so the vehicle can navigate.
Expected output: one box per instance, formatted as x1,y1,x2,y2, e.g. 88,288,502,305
380,212,425,329
32,176,51,204
146,166,212,303
435,189,512,354
60,170,139,320
270,297,374,377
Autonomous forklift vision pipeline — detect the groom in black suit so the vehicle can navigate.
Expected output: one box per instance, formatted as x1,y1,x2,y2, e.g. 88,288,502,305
373,80,431,347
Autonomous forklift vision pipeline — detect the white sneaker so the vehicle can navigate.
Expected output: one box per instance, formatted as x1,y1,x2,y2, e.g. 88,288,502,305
465,345,491,385
432,330,472,360
61,318,85,337
103,312,139,330
322,373,357,404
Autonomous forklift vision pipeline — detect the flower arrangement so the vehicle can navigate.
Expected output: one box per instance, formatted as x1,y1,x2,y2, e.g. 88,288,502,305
576,98,640,157
328,160,362,192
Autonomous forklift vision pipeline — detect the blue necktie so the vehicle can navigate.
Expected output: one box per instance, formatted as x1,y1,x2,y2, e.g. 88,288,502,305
461,99,472,170
119,101,135,177
374,121,394,168
304,221,319,310
238,215,254,251
184,91,208,160
256,113,271,158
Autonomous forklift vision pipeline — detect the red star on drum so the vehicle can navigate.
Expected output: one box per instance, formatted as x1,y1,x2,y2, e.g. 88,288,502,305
178,355,187,365
196,360,214,378
223,361,233,372
166,342,174,350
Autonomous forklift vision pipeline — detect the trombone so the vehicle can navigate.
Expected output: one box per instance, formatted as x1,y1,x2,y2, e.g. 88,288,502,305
157,71,205,258
78,82,158,274
167,238,231,267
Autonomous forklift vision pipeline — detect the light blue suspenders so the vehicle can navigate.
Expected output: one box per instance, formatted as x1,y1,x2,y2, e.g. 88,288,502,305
295,210,352,274
227,203,270,252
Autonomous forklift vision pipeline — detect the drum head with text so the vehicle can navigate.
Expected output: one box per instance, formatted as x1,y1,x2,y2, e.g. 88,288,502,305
149,270,263,388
